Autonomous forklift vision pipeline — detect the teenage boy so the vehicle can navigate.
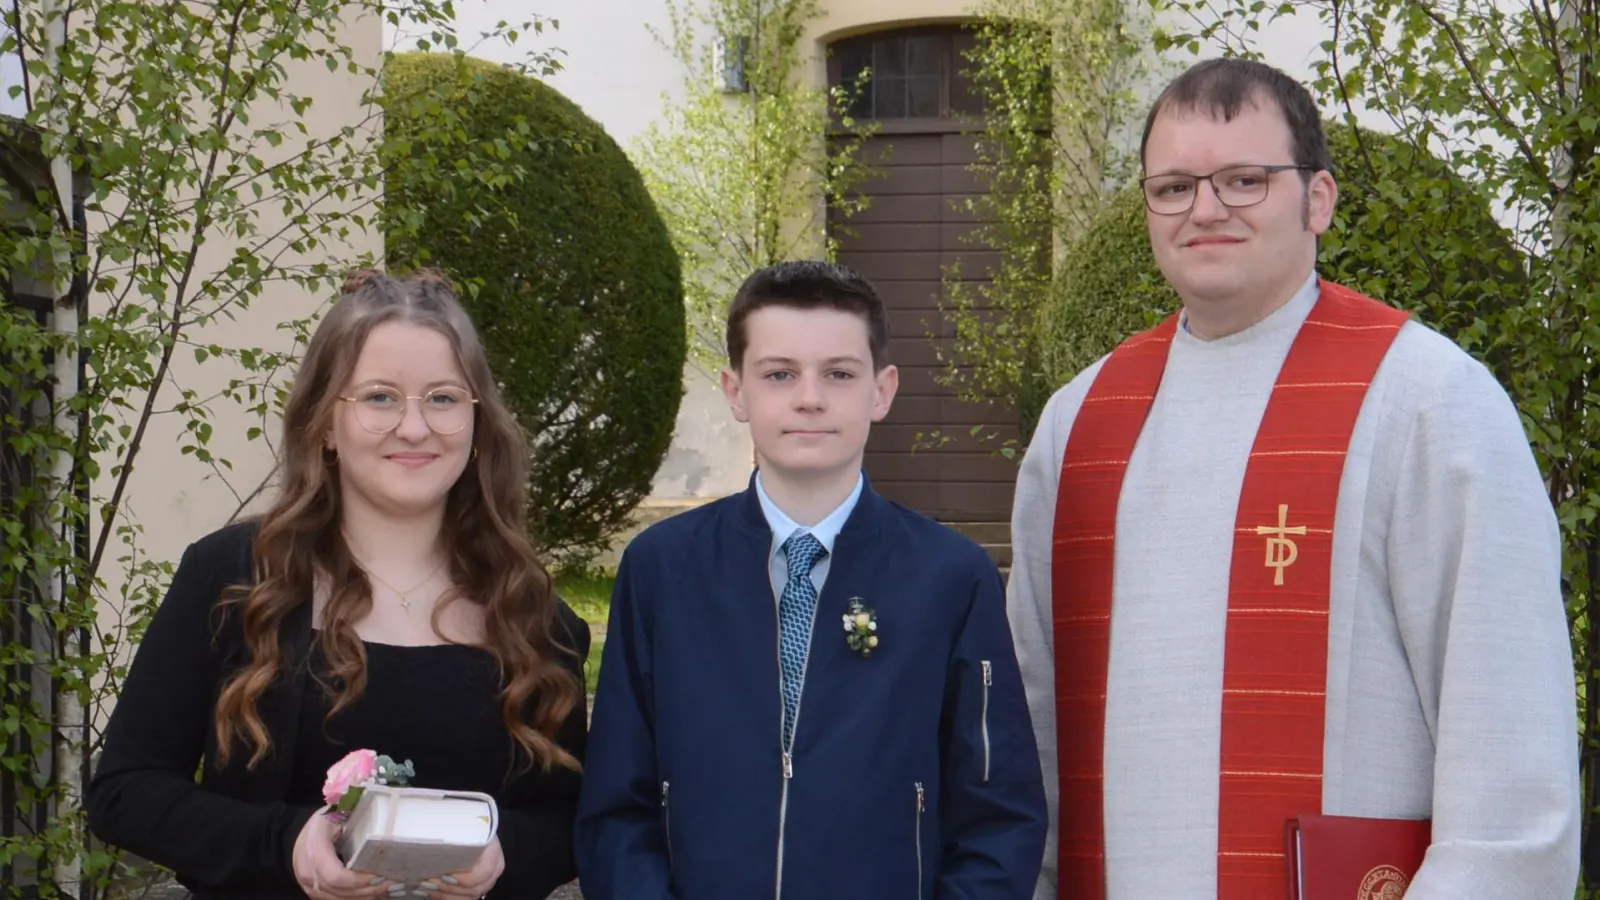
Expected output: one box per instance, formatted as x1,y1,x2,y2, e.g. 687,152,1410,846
575,260,1047,899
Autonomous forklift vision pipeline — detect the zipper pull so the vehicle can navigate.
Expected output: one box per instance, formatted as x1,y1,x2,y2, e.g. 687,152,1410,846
661,780,669,806
916,782,925,812
982,660,993,686
783,752,793,779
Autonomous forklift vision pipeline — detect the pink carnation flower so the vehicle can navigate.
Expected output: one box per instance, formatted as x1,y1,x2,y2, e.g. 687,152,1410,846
322,748,379,807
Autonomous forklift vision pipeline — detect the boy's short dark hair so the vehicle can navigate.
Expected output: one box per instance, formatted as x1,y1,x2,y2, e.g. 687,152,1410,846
1139,58,1333,175
725,260,891,371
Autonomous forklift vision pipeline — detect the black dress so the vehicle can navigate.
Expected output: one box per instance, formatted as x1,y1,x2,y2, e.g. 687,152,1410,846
290,638,518,807
84,522,589,900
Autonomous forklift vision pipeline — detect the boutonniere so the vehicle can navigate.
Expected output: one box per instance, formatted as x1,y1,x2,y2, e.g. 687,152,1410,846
842,598,879,658
321,748,415,821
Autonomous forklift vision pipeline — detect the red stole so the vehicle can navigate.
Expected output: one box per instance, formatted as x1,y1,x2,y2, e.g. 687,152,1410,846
1049,282,1409,900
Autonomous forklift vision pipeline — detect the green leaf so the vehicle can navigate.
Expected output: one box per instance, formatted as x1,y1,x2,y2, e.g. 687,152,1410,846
335,785,365,813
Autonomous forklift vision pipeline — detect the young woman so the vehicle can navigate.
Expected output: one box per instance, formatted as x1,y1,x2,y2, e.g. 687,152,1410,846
88,269,588,900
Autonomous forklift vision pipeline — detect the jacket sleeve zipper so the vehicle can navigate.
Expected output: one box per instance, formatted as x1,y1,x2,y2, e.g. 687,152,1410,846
981,660,993,783
661,780,673,864
915,782,926,897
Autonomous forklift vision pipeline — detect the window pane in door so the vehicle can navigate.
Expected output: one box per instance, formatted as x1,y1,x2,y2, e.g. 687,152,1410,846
875,37,907,77
839,40,872,84
874,76,907,118
906,35,941,79
908,75,939,117
949,30,985,117
837,41,875,118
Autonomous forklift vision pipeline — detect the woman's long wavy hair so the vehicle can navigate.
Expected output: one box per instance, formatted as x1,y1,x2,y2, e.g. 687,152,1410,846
212,269,580,774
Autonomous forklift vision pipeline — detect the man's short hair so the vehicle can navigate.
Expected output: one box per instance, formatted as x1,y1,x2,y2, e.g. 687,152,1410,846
725,261,890,371
1139,57,1332,175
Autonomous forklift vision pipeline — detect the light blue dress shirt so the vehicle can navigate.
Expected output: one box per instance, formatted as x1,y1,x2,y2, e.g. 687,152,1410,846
755,470,864,604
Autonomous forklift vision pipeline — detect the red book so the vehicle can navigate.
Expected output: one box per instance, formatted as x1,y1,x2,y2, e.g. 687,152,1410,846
1286,814,1431,900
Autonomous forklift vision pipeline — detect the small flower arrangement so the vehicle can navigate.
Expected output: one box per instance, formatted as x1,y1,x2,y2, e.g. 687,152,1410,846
321,748,415,822
842,598,879,658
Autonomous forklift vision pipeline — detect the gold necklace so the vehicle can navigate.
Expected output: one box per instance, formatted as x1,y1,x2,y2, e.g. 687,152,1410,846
352,555,446,613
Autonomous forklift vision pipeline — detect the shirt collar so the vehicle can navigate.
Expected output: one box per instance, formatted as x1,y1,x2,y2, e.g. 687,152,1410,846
1180,270,1320,335
755,470,864,555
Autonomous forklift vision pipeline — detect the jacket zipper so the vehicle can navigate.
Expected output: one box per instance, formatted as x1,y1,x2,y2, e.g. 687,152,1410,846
774,575,823,900
915,782,926,897
981,660,993,783
777,752,793,899
661,780,673,865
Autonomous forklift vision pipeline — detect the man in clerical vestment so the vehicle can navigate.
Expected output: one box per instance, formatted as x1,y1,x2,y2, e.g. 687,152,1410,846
1006,57,1580,900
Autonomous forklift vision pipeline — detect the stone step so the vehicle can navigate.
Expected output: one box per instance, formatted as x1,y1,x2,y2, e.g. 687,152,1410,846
940,520,1012,570
981,542,1012,569
596,498,712,569
943,520,1011,546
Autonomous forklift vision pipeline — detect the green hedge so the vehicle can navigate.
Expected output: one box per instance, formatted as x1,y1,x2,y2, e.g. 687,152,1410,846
381,52,687,564
1039,122,1525,424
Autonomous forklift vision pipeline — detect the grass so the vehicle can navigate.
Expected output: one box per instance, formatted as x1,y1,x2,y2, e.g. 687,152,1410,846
554,570,613,624
555,569,613,695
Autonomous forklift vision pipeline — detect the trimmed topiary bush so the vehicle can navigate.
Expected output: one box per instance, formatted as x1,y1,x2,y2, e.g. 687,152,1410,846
1036,181,1175,394
1039,121,1525,423
1318,122,1524,384
381,52,687,564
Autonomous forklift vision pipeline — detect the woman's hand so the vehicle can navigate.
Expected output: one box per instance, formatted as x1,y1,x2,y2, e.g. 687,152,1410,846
293,812,396,899
423,837,505,898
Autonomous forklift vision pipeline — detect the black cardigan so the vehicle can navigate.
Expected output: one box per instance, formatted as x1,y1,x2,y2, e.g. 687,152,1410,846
86,522,590,899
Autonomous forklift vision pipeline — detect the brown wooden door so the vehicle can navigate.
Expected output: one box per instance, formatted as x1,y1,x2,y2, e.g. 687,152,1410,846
827,26,1020,524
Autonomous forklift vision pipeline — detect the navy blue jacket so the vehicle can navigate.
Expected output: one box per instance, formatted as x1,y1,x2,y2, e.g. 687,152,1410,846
575,476,1047,899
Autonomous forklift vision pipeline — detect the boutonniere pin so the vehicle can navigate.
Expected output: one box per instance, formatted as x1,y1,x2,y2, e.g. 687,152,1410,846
321,748,415,822
842,598,879,658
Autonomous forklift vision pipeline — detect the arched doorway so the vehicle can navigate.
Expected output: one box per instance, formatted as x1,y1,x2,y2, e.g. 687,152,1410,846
827,24,1021,540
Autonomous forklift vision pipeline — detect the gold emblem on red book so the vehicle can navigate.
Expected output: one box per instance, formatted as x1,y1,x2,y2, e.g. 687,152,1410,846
1357,864,1410,900
1255,503,1307,586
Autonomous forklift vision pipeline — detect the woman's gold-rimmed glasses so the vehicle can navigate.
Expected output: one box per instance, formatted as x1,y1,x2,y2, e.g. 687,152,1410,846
337,385,479,435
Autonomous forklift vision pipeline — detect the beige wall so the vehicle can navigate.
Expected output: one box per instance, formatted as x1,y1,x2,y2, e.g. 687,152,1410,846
652,373,754,499
812,0,972,39
809,0,973,55
93,9,383,621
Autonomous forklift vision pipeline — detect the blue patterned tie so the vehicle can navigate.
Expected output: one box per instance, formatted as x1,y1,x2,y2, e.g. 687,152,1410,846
778,531,827,750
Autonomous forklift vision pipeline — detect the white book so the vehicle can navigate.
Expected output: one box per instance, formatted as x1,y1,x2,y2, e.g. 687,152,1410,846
335,785,499,884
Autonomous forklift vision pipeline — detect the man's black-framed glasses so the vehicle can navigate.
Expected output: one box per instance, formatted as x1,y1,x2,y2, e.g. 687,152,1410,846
1140,164,1314,216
